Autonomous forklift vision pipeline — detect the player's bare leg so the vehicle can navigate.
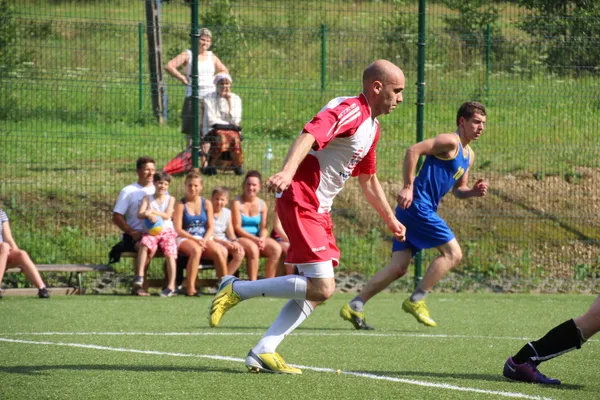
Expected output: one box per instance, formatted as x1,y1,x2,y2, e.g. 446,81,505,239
402,239,462,327
341,250,411,330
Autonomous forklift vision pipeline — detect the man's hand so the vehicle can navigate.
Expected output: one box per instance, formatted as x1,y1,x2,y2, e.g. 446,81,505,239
266,171,294,193
397,187,413,210
388,218,406,242
470,179,488,197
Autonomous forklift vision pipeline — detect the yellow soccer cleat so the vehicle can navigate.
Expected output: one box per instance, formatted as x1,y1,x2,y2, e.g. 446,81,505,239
245,350,302,375
208,276,241,327
402,297,437,327
339,303,375,330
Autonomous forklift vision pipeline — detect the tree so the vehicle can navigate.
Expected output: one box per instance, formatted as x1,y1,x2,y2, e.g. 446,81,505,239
200,0,242,62
0,0,19,75
441,0,501,65
518,0,600,76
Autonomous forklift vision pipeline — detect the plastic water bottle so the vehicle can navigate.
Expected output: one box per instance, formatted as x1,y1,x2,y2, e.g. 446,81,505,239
263,144,274,175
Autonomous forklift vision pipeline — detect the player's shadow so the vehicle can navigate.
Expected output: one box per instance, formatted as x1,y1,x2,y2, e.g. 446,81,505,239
0,364,244,376
489,187,600,248
371,370,584,390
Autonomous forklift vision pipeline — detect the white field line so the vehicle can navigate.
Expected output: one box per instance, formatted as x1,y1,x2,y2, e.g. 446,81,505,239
2,331,596,342
0,337,551,400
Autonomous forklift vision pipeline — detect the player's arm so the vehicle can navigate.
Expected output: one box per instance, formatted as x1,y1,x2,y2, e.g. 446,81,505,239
165,51,190,85
358,173,406,242
398,133,458,209
266,133,316,193
452,150,488,199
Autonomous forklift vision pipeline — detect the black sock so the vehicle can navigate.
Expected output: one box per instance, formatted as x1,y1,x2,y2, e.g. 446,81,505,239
513,319,584,365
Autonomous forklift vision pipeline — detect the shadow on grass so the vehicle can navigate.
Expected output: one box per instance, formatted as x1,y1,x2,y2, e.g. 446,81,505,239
490,187,600,247
213,325,410,332
28,166,86,172
0,364,244,376
367,370,584,390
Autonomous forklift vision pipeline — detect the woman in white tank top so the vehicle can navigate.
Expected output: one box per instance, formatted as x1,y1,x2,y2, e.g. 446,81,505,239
166,28,229,169
165,28,228,99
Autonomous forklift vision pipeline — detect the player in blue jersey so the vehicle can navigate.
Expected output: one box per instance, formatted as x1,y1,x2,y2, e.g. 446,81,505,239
340,101,488,329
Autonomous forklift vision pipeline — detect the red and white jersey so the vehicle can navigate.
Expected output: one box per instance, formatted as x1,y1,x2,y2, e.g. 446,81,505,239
279,93,380,213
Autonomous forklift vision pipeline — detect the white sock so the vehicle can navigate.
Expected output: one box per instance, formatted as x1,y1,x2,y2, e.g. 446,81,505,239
252,299,314,354
234,275,307,300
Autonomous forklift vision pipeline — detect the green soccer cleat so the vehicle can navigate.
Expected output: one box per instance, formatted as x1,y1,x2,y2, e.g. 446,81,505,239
339,303,375,330
402,297,437,327
245,350,302,375
208,275,241,327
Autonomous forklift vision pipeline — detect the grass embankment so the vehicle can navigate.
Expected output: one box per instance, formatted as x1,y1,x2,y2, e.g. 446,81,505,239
2,1,599,289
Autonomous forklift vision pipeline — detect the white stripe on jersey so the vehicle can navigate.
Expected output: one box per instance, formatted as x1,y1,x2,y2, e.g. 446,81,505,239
331,107,361,138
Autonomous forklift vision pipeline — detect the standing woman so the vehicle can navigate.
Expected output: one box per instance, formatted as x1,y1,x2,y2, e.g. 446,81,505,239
231,170,282,280
0,207,50,299
173,170,227,296
166,28,228,168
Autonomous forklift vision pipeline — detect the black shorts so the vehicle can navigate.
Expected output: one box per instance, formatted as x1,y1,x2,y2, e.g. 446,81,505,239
121,233,139,252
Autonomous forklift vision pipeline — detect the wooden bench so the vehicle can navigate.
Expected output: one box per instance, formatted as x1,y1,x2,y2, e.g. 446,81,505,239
120,252,218,290
3,264,114,296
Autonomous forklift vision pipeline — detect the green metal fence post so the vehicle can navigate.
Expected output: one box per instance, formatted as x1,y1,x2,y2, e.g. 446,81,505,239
321,24,327,92
414,0,426,289
138,22,143,113
190,0,200,168
485,23,491,102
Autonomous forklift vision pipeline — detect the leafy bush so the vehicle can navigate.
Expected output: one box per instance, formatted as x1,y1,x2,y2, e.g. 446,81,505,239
378,0,418,70
518,0,600,76
441,0,501,66
200,0,243,64
0,0,19,75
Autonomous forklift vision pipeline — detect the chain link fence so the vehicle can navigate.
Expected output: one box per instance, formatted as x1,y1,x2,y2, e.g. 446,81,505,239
1,0,599,291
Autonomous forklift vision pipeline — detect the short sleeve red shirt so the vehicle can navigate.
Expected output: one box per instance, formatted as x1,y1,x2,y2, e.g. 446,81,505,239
278,93,380,213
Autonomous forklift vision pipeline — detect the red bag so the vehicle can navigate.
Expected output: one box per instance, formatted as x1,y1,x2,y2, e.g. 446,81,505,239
162,149,191,175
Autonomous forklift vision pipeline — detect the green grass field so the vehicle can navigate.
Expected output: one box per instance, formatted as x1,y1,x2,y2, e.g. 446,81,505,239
1,292,598,399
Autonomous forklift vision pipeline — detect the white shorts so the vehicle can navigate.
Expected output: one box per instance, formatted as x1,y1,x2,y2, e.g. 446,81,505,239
296,260,335,279
176,235,205,246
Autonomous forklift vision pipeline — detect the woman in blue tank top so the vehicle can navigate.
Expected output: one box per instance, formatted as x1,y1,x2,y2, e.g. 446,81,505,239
173,170,227,296
231,170,282,280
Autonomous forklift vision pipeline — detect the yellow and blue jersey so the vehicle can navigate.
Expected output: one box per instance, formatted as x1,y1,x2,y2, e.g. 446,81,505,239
393,134,471,255
413,137,471,211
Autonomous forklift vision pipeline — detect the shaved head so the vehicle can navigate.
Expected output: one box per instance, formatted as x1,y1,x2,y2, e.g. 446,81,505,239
362,60,403,89
362,60,405,118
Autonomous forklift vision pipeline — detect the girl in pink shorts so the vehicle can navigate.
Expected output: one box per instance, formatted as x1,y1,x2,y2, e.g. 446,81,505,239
135,171,178,297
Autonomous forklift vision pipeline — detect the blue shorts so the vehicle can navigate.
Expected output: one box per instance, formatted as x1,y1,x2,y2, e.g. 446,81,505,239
391,203,455,257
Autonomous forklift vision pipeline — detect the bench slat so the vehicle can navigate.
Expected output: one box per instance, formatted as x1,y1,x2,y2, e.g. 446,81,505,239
1,287,82,296
6,264,113,274
145,278,218,289
119,252,215,270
